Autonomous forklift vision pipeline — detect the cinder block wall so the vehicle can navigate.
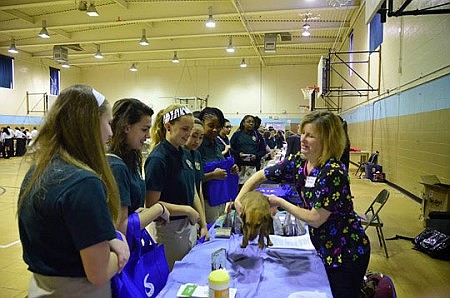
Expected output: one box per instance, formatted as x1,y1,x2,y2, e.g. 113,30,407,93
338,5,450,198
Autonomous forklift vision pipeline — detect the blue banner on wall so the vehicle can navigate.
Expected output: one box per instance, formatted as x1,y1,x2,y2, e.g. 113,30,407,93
370,13,383,52
50,67,60,95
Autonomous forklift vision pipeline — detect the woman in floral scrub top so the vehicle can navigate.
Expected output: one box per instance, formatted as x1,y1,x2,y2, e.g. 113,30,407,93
235,110,370,298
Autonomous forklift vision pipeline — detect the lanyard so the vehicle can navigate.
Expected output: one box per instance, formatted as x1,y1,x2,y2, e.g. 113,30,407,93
216,136,227,146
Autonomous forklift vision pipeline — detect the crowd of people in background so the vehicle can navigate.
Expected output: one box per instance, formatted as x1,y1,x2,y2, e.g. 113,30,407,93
10,83,360,297
0,126,38,158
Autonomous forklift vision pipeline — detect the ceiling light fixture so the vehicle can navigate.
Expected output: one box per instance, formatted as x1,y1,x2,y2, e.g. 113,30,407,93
139,29,149,46
38,20,50,38
94,44,104,59
61,61,70,68
172,51,180,63
86,2,99,17
8,38,19,54
205,6,216,28
226,36,235,53
240,58,247,68
129,63,138,72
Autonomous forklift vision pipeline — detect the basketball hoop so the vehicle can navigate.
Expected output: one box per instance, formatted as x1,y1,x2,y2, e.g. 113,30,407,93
301,87,319,100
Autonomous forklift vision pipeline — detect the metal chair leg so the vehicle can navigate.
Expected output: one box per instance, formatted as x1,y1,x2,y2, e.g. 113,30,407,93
378,226,389,258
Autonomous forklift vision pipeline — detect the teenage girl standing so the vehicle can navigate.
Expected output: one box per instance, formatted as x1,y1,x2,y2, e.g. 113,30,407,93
184,118,210,244
144,104,206,269
17,85,130,297
197,107,239,223
108,98,170,235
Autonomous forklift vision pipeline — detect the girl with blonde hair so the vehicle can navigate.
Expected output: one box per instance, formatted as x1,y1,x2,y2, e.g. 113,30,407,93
17,84,129,297
145,104,206,269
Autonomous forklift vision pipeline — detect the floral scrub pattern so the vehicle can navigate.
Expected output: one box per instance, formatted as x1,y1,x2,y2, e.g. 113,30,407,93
264,153,370,268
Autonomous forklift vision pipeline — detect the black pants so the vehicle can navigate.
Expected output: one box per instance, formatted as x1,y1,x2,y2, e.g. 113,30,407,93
326,252,370,298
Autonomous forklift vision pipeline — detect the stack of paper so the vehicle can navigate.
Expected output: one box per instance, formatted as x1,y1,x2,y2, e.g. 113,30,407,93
267,234,315,251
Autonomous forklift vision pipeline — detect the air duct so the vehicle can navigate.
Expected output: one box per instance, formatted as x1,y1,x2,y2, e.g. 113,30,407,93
53,46,68,63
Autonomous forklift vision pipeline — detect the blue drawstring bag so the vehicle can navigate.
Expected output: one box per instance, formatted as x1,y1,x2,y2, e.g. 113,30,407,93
112,212,170,298
203,157,239,206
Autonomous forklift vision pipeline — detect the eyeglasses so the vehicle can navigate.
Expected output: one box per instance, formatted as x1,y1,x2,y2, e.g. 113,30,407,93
225,126,232,129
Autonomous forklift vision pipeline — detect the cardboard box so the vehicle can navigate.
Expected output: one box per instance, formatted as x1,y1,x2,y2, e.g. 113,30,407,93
419,176,450,220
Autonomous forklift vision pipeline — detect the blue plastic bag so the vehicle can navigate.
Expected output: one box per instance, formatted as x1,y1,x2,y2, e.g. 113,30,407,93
203,157,239,206
111,212,169,298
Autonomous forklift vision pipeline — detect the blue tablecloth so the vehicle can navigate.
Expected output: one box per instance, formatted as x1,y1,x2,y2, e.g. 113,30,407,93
156,232,332,298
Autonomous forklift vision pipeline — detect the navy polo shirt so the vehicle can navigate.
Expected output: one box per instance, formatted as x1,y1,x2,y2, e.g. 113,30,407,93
18,157,116,277
230,130,259,155
145,139,195,207
198,137,224,163
188,149,205,195
108,154,145,214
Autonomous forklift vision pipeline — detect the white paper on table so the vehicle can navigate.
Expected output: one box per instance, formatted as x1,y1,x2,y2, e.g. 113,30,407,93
267,234,315,251
288,290,328,298
176,283,237,298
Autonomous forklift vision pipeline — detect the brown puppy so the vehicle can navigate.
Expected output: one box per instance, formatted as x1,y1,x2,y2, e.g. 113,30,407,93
240,191,274,249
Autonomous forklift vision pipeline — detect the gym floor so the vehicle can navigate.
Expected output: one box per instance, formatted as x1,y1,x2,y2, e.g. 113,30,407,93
0,156,449,297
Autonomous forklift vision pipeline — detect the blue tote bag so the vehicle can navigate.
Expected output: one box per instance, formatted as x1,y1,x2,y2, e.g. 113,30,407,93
203,157,239,206
112,212,169,298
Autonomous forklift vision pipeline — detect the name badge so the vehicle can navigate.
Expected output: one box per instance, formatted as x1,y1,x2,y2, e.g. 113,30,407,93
305,176,317,188
185,159,194,169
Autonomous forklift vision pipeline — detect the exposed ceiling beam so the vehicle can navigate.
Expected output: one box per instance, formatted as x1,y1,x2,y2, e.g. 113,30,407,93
51,28,71,39
231,0,266,66
3,9,34,23
113,0,129,9
0,0,72,10
30,42,334,59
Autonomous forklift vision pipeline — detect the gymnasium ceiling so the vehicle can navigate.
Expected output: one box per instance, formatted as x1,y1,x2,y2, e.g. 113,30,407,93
1,0,365,69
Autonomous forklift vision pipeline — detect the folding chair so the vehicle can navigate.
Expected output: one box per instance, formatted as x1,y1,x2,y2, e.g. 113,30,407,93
359,189,390,258
355,151,379,178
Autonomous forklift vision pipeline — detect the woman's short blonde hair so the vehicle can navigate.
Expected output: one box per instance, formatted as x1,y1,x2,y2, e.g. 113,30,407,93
300,110,346,166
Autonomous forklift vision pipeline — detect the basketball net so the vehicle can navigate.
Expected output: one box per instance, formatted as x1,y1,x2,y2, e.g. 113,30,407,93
300,87,318,112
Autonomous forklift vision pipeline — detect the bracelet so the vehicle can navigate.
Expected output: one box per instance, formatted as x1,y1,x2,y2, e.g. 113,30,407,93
158,202,166,216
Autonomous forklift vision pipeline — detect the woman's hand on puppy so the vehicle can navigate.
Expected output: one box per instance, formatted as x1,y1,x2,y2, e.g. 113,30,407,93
267,195,283,208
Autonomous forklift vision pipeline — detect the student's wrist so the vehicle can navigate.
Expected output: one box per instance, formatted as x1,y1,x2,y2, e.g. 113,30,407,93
157,202,166,217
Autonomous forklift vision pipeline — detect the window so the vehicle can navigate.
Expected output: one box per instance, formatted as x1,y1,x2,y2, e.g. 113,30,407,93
369,13,383,52
50,67,60,95
0,54,14,89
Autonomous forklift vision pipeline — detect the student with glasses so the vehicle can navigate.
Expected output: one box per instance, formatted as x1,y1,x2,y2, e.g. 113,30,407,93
217,119,232,158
